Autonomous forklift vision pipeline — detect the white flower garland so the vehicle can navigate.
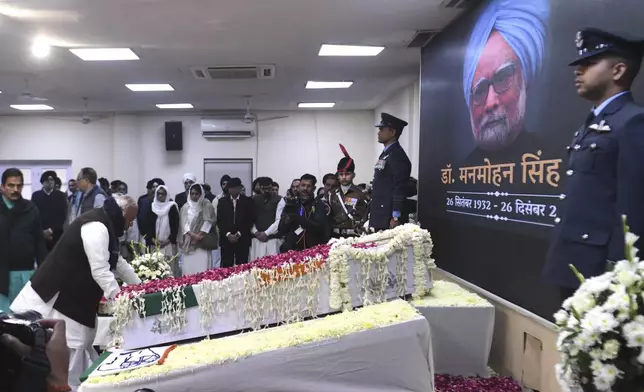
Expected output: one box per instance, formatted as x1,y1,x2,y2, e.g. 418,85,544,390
242,257,325,330
328,224,435,310
108,224,434,346
158,285,187,334
108,291,145,348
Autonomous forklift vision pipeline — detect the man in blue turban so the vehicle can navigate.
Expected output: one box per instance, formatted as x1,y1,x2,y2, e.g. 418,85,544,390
463,0,549,152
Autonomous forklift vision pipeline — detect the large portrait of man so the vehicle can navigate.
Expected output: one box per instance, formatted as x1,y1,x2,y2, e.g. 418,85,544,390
462,0,549,163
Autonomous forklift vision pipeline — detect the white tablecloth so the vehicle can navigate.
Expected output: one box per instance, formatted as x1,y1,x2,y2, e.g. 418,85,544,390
82,316,435,392
416,305,494,377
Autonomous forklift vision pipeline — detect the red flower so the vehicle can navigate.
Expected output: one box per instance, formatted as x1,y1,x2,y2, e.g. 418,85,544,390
434,374,522,392
118,242,378,297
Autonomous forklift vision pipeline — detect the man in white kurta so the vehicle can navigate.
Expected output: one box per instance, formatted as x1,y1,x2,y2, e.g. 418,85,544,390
11,196,141,391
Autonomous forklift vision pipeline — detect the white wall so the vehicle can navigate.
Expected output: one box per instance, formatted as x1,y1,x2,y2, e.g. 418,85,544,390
374,80,420,178
0,111,377,196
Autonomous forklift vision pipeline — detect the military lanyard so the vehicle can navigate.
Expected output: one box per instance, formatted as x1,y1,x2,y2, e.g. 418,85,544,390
335,192,354,220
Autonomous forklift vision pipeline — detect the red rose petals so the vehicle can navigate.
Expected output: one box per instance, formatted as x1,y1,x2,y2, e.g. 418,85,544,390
118,242,377,297
434,374,522,392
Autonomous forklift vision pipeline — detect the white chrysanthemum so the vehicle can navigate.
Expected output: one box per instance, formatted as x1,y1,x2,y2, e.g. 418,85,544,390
581,308,619,334
592,362,621,391
579,273,613,295
589,348,603,360
602,339,620,360
554,310,569,326
557,330,571,350
566,316,579,329
570,293,596,315
617,269,640,287
574,330,599,351
602,285,629,312
562,296,574,310
623,316,644,348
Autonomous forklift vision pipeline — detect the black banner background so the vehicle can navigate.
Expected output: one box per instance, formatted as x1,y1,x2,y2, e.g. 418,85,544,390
419,0,644,319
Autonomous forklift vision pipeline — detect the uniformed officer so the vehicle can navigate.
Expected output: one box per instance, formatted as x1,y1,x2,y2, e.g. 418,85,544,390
370,113,412,231
328,144,368,237
543,28,644,301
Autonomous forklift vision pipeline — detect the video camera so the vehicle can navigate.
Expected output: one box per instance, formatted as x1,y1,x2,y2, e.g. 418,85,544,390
282,197,301,216
0,310,46,346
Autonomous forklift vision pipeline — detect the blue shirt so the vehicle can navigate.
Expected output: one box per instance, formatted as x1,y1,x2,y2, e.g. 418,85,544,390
2,195,14,209
383,141,398,153
593,91,629,116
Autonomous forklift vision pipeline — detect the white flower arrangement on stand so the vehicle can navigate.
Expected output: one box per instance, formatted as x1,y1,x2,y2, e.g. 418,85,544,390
555,216,644,392
130,241,175,283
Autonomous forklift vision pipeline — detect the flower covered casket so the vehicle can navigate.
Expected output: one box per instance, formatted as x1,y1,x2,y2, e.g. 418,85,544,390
107,224,435,349
81,300,435,392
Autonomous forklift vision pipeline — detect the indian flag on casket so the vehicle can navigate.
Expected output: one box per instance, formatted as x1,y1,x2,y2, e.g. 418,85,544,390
106,224,435,350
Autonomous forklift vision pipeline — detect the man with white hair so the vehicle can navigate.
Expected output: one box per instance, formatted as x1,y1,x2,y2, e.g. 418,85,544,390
10,194,141,390
462,0,549,161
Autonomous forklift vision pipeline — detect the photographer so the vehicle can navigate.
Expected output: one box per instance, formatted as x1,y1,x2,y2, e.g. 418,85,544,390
279,174,328,251
0,312,70,392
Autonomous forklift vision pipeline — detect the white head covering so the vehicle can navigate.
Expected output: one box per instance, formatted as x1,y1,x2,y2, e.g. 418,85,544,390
152,185,176,216
187,183,205,214
183,173,197,184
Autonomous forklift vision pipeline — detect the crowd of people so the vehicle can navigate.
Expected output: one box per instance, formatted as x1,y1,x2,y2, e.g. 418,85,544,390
0,112,414,391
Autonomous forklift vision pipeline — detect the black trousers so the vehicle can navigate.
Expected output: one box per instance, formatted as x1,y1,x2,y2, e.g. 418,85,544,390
220,242,250,268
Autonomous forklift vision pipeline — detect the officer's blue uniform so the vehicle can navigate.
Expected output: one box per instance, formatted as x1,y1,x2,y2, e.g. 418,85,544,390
370,113,412,230
543,29,644,290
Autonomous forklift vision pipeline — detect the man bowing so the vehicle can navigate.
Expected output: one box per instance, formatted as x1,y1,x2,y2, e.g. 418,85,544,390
11,194,141,389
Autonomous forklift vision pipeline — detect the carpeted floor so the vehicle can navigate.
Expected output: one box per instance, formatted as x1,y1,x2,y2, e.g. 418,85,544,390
435,374,522,392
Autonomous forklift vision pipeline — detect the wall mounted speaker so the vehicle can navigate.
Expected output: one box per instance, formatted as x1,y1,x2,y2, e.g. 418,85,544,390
165,121,183,151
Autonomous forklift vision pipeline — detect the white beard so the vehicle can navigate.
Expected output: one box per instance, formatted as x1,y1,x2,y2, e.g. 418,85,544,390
470,82,527,151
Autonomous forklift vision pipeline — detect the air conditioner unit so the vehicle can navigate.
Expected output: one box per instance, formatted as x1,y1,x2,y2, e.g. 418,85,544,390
201,118,254,139
191,65,275,80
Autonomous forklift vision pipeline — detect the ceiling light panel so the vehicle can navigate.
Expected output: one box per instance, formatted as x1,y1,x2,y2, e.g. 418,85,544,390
70,48,139,61
298,102,336,108
306,81,353,89
126,84,174,92
318,44,384,56
11,104,54,111
156,103,194,109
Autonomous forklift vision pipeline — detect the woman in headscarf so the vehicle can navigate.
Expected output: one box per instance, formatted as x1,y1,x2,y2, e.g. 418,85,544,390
146,185,180,275
179,184,216,275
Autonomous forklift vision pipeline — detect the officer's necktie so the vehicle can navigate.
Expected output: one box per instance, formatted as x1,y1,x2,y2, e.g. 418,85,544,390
584,111,596,128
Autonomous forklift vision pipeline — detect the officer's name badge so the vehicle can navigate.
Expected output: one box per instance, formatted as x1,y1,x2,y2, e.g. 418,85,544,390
588,120,611,132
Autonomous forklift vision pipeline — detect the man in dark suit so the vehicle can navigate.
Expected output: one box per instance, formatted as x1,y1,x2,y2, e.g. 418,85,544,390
175,173,196,211
217,177,254,268
137,178,164,239
369,113,412,231
543,28,644,301
31,171,67,252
